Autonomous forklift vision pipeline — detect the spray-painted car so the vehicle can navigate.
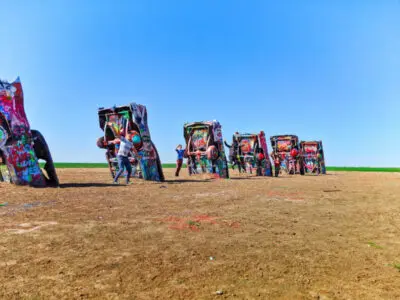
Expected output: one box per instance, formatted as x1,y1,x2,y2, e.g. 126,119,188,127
299,140,326,175
0,78,59,186
96,103,164,182
270,135,301,175
231,131,272,176
183,120,229,178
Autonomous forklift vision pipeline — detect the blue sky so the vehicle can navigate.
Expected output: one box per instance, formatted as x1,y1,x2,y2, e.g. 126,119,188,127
1,0,399,166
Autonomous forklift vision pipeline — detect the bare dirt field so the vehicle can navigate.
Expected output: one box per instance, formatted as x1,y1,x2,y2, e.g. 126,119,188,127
0,169,400,300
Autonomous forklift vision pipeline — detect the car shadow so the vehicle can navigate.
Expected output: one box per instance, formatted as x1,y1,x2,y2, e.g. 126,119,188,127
59,183,120,188
229,176,267,180
164,179,212,184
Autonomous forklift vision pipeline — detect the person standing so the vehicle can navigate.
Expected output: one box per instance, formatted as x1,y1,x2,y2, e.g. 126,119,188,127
238,140,247,173
175,144,185,177
224,139,235,170
271,151,281,177
224,137,242,172
107,131,141,184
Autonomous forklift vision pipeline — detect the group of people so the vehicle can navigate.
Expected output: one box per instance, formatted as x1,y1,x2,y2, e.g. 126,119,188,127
108,132,286,184
224,136,283,177
174,140,284,178
174,144,218,176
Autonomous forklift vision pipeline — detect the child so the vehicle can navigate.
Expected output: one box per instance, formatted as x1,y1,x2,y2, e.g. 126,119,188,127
175,144,185,177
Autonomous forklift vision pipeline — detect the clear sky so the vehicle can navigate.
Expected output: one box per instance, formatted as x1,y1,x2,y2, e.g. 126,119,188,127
1,0,399,166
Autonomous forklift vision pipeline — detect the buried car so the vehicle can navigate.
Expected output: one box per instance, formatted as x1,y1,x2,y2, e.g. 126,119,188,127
270,134,301,175
0,78,59,186
231,131,272,176
300,140,326,175
184,120,229,178
96,103,164,182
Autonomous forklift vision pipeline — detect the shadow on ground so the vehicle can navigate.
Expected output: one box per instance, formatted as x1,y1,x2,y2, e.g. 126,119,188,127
59,183,120,188
164,179,212,184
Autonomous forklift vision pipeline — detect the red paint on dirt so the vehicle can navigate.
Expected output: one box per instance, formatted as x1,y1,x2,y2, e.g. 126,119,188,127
267,191,304,201
159,214,240,231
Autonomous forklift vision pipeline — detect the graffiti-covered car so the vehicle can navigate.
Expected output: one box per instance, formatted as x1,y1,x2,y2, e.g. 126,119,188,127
0,78,58,186
231,131,272,176
300,140,326,175
96,103,164,182
183,120,229,178
270,134,301,175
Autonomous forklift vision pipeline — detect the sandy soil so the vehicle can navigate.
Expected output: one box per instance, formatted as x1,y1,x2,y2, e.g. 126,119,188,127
0,168,400,299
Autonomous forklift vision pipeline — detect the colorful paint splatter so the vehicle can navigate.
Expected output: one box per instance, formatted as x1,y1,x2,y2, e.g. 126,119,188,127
97,103,164,182
184,120,229,178
230,131,272,176
0,78,56,186
300,140,326,175
270,135,301,175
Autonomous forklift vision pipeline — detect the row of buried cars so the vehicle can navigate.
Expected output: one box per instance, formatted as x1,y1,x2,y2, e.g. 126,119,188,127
182,123,326,179
0,77,325,186
95,104,326,181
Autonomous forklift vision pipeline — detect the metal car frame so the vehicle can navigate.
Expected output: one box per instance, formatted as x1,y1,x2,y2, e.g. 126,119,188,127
299,140,326,175
97,103,164,182
231,131,272,176
270,134,301,175
183,120,229,178
0,78,58,186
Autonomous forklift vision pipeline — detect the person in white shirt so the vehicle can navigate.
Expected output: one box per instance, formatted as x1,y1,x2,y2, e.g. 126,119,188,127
107,131,142,185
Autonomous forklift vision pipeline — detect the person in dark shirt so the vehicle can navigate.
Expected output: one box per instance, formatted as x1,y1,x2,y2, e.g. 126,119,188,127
255,148,264,176
270,151,281,177
175,144,185,177
224,137,242,172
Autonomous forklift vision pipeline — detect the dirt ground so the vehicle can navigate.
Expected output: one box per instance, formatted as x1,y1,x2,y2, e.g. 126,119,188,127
0,168,399,300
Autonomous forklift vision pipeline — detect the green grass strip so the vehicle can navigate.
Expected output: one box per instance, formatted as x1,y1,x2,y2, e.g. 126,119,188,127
326,167,400,172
